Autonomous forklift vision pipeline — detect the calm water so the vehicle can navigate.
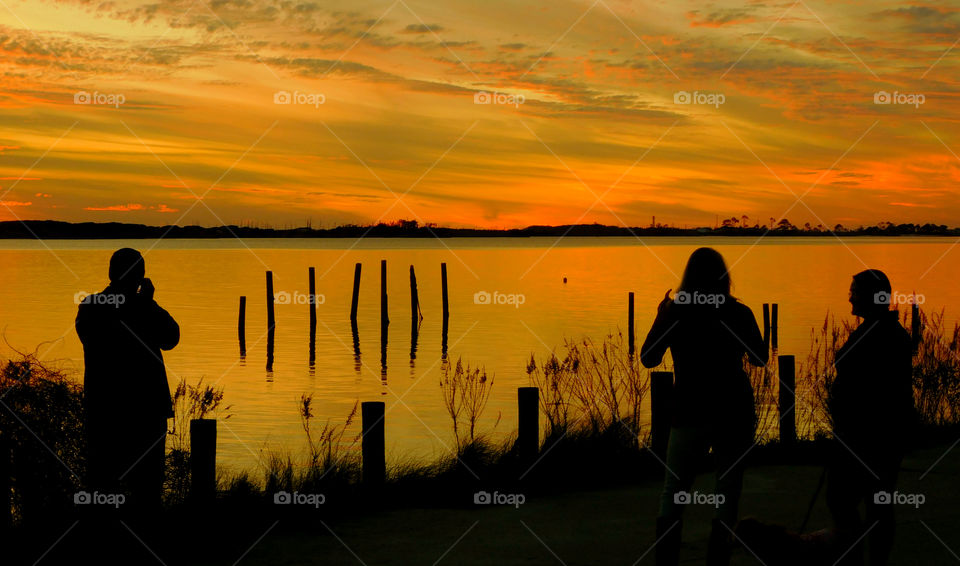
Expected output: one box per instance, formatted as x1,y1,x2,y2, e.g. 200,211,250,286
1,237,958,473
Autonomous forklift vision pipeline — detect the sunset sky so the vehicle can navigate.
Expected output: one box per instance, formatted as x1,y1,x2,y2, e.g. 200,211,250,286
1,0,959,229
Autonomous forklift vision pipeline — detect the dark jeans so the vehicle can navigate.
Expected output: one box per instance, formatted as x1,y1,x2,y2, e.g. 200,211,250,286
826,440,902,566
658,422,753,525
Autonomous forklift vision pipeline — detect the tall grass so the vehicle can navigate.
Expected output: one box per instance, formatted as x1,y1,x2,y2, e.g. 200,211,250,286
165,378,232,504
439,358,497,450
526,331,649,451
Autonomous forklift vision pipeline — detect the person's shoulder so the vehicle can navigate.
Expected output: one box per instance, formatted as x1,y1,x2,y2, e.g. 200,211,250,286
726,299,755,318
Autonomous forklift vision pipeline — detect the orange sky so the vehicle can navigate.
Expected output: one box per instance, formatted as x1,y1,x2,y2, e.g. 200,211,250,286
1,0,959,229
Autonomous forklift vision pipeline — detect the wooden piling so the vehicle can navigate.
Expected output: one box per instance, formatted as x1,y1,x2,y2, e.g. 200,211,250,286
762,303,770,351
912,302,922,352
771,303,779,350
361,402,386,484
350,263,362,322
410,266,421,327
266,271,275,370
308,267,317,332
650,371,674,460
628,292,635,357
778,355,796,446
380,260,389,330
238,296,246,357
190,418,217,502
518,387,539,463
441,262,449,358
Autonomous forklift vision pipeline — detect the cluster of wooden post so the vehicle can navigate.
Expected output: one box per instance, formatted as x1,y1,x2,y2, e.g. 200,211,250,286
241,261,451,369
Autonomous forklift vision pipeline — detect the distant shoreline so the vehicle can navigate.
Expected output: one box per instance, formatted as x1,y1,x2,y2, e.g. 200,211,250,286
1,219,957,239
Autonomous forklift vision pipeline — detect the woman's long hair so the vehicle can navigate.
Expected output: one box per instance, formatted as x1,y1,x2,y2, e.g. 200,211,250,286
677,247,733,299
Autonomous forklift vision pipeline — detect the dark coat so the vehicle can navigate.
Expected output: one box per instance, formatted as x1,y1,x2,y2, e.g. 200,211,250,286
641,299,767,427
831,311,914,451
76,285,179,424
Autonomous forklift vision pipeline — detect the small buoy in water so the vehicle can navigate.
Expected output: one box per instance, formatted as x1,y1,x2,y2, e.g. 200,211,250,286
562,277,567,284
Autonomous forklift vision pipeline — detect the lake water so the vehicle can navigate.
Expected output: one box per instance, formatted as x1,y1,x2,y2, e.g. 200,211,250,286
1,237,957,474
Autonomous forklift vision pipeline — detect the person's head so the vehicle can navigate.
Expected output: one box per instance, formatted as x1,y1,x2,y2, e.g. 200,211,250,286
850,269,892,318
677,247,732,303
108,248,145,290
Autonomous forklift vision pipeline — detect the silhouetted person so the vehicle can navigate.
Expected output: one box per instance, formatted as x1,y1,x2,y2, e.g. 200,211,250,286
76,248,178,517
641,247,767,566
827,269,914,566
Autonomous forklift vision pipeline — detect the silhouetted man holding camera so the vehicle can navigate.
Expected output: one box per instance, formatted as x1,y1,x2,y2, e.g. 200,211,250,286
828,269,915,566
76,248,179,515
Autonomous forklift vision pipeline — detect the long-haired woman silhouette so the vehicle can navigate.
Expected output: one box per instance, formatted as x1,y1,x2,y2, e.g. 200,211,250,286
641,247,767,566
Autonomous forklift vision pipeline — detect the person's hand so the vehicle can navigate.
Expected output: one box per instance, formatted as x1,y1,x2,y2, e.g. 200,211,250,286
657,289,672,315
139,277,155,301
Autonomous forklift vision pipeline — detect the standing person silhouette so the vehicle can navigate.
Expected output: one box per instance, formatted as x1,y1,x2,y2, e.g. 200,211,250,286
827,270,914,566
76,248,179,516
641,247,767,566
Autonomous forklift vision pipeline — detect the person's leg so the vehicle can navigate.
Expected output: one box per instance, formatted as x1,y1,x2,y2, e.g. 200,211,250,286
656,426,710,566
864,454,902,566
708,419,754,566
827,443,866,566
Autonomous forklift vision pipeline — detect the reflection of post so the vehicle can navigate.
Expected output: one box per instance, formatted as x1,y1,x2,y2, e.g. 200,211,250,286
190,418,217,503
762,303,770,352
518,387,539,464
266,271,275,371
361,402,386,485
778,355,796,446
651,371,674,460
441,262,449,359
351,319,362,374
350,263,362,322
309,267,316,368
628,292,635,357
238,296,246,357
771,303,779,350
410,265,420,362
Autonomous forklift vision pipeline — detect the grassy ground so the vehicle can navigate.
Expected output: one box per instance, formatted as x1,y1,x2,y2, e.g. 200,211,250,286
158,440,958,566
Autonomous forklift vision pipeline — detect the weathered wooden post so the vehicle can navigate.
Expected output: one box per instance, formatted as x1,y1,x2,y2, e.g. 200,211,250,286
238,296,246,357
350,263,362,322
650,371,674,460
762,303,771,351
380,260,389,330
266,271,275,370
778,355,796,446
771,303,779,350
441,262,449,358
190,418,217,503
518,387,539,463
911,302,922,353
628,292,636,356
308,267,317,333
361,402,386,484
410,266,421,328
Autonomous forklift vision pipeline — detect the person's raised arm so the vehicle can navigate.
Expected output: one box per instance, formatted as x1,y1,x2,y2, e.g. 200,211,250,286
139,278,180,351
640,290,675,368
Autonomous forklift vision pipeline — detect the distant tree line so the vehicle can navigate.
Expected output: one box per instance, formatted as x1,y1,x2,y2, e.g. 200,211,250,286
0,218,957,239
